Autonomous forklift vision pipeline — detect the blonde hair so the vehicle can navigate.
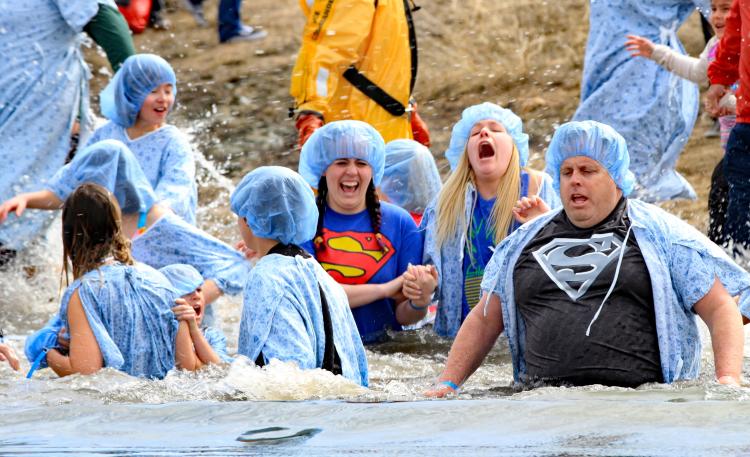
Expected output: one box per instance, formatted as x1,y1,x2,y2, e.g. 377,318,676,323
435,143,522,252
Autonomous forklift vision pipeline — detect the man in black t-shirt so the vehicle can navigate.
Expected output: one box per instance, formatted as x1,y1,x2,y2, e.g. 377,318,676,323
428,121,746,396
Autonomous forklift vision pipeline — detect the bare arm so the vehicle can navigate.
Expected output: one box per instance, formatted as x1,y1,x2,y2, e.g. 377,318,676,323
201,279,222,305
341,276,404,308
48,289,104,377
188,325,221,366
426,292,505,397
0,344,20,371
0,190,63,223
173,320,201,371
694,277,744,385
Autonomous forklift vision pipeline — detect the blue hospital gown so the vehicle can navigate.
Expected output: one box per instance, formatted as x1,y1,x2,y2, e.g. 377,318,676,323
481,198,750,384
573,0,709,202
86,123,197,224
59,262,179,379
0,0,101,250
131,212,251,296
238,253,369,386
203,326,233,363
422,173,561,338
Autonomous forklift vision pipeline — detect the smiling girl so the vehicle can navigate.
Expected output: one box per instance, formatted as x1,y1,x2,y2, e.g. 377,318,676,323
87,54,198,225
299,121,437,344
421,103,561,338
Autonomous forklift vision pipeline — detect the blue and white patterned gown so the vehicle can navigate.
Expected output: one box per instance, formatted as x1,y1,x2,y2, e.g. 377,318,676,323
59,262,179,379
0,0,102,250
481,199,750,384
86,123,197,224
573,0,709,201
238,253,369,386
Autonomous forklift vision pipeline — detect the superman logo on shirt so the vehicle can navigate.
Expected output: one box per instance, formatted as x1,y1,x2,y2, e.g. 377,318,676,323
315,229,395,284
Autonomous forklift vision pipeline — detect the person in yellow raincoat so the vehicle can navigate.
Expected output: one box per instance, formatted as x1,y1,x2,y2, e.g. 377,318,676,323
290,0,430,147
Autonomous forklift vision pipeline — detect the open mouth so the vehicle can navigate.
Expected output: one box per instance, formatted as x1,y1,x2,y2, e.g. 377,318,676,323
340,181,360,194
570,193,588,205
153,106,168,114
478,142,495,159
193,304,202,317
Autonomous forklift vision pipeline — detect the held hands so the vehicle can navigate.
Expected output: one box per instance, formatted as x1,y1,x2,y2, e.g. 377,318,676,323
624,34,655,59
513,196,550,224
0,195,31,224
172,299,198,326
705,84,731,117
402,264,438,307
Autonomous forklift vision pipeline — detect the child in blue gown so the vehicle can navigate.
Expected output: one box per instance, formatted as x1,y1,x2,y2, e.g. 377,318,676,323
0,140,249,301
159,264,233,366
89,53,197,224
231,166,368,386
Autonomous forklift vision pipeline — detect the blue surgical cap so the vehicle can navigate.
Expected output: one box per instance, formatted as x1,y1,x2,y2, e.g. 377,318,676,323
49,139,156,214
444,102,529,171
159,264,204,297
100,54,177,128
298,120,386,189
381,139,442,214
545,120,636,197
230,166,318,246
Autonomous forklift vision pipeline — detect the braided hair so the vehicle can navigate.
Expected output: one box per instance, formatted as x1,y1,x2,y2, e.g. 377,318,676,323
313,176,386,252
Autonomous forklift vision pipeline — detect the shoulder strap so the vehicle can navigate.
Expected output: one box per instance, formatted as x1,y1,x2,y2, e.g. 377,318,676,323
267,243,342,375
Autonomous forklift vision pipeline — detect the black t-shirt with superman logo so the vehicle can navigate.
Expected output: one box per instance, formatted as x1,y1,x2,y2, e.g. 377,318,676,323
513,198,662,387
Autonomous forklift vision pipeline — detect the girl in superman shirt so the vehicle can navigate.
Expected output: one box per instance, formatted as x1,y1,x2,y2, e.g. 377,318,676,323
299,121,437,344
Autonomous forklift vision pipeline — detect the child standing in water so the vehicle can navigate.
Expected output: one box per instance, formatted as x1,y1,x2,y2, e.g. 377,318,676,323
88,54,198,225
625,0,735,243
159,264,232,367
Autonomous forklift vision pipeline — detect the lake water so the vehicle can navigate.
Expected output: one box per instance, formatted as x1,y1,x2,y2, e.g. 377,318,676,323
2,158,750,456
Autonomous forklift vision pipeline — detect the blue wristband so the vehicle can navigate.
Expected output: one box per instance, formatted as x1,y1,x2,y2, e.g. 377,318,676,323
409,300,428,311
441,380,459,391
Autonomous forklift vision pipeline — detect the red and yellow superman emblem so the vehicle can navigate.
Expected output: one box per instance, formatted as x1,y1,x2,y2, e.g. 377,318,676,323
315,229,395,284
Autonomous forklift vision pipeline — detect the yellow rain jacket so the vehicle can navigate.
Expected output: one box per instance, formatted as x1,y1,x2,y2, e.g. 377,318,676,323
290,0,418,143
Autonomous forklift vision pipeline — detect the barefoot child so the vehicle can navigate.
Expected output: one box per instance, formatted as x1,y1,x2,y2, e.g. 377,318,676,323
160,264,232,367
231,166,368,386
90,53,198,225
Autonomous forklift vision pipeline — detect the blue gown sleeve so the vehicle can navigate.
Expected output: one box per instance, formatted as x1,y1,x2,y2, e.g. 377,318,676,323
202,327,233,363
154,133,197,225
52,0,100,32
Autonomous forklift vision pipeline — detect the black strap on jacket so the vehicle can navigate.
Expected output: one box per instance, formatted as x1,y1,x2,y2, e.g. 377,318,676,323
341,0,419,117
255,243,342,376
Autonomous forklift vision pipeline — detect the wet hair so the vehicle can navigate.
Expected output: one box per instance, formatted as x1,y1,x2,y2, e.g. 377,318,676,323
314,177,385,251
62,183,133,280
